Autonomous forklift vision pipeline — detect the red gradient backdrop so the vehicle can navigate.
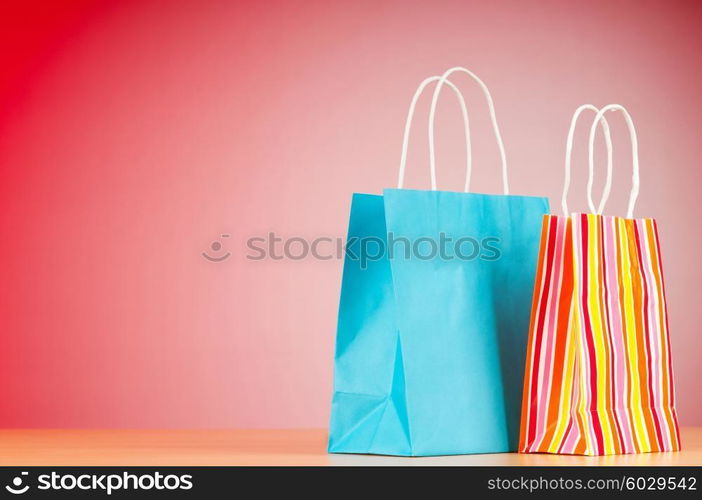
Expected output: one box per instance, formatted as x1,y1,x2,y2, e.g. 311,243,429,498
0,0,700,428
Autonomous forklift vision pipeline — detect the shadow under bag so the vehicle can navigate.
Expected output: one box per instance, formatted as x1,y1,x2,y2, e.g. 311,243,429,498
328,67,548,456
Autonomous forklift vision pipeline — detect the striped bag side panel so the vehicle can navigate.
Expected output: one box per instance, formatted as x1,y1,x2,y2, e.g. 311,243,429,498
636,218,681,450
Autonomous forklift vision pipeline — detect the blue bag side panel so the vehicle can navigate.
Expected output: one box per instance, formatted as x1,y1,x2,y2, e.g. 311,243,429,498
328,193,411,455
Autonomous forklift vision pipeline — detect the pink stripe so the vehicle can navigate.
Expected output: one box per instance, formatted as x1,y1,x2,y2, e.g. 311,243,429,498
559,415,578,453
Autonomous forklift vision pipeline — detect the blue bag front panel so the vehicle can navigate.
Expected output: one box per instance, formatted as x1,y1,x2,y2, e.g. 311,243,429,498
383,188,548,455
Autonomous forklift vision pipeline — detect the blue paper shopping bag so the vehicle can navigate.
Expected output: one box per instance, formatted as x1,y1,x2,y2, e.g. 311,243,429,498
328,68,549,456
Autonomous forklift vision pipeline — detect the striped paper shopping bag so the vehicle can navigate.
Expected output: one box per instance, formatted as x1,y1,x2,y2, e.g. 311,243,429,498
519,104,681,456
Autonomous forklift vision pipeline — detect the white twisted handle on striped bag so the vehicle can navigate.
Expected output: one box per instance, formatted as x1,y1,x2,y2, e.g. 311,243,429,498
587,104,640,218
562,104,614,215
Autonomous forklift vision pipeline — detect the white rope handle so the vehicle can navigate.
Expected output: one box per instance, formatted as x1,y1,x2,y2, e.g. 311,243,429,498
397,76,471,190
428,67,508,194
562,104,613,215
588,104,640,218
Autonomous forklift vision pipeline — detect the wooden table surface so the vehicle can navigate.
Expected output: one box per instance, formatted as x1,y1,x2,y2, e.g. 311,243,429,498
0,428,699,466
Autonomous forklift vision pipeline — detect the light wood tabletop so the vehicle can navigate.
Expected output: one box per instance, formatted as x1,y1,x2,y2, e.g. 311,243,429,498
0,428,699,466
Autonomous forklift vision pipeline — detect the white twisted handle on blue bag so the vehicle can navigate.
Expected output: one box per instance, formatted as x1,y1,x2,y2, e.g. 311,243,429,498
397,76,471,190
428,67,509,194
561,104,614,215
587,104,640,218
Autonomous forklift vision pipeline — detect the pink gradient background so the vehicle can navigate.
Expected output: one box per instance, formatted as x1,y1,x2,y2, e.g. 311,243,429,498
0,0,700,428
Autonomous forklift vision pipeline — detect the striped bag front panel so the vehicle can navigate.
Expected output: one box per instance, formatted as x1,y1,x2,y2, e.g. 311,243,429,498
519,213,680,455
